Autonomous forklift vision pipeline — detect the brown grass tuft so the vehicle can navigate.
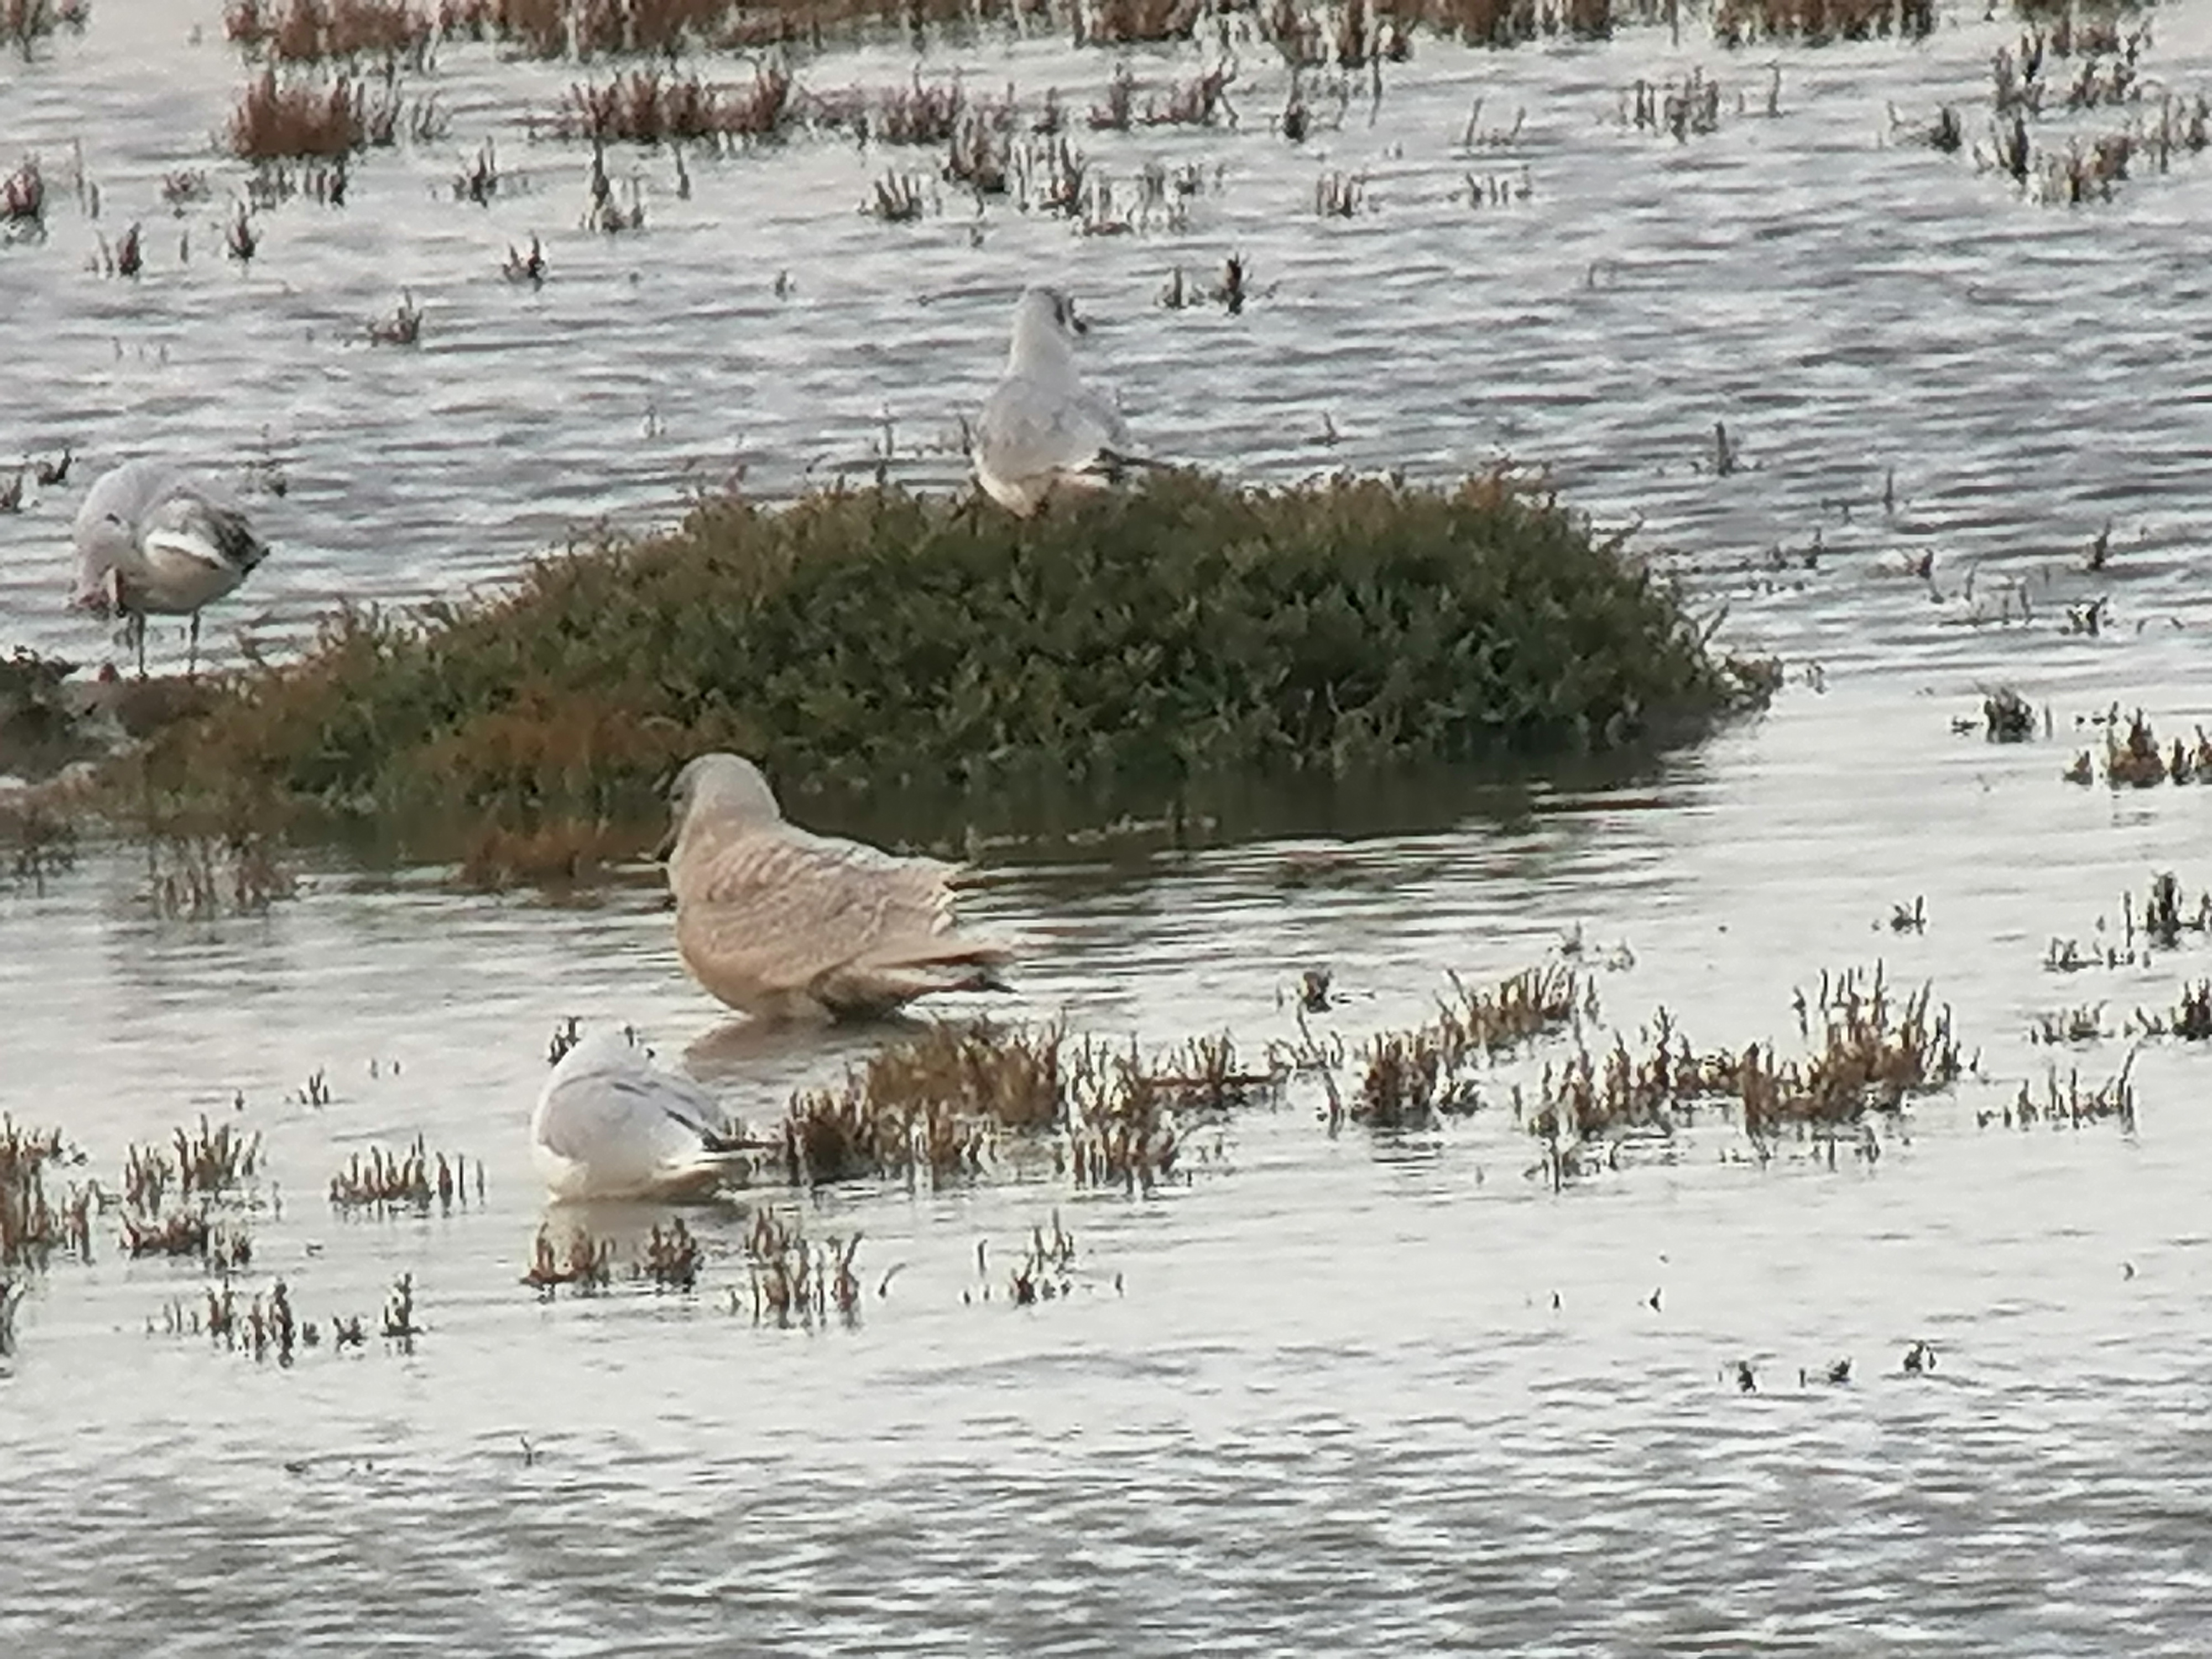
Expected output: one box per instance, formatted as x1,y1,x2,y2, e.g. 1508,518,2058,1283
743,1208,860,1326
228,67,367,158
559,62,791,142
227,0,436,65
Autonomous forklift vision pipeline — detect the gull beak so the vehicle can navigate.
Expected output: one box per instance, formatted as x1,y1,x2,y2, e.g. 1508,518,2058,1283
652,822,678,863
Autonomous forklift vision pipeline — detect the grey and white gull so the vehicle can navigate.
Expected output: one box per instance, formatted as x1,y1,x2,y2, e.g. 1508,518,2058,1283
971,285,1146,516
530,1029,755,1202
70,458,269,676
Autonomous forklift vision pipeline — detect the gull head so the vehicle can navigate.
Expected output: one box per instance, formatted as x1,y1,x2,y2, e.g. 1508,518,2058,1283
1008,284,1086,373
550,1026,649,1081
661,752,783,857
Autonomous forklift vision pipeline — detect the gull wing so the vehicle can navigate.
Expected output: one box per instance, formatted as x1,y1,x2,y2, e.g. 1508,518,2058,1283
677,825,982,998
975,371,1129,484
535,1063,723,1166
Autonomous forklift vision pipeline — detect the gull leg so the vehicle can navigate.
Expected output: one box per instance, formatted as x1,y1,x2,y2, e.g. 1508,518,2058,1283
132,613,147,681
187,611,201,679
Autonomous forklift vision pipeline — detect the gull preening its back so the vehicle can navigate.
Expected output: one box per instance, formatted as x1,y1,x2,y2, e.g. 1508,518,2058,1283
972,285,1144,517
530,1029,755,1202
663,752,1012,1022
70,459,269,676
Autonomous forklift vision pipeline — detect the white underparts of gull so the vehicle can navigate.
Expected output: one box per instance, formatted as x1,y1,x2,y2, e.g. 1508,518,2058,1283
70,458,269,676
662,752,1013,1022
971,285,1144,517
530,1029,754,1202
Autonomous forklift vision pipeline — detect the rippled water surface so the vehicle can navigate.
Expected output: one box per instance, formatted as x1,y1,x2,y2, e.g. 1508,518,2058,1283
7,1,2212,1652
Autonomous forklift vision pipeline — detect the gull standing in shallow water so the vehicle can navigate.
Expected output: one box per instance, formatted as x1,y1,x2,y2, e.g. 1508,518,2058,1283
531,1029,756,1202
70,459,269,677
971,284,1145,517
662,753,1013,1022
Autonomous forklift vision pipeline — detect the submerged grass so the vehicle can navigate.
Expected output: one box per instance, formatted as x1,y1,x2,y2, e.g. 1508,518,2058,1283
132,472,1769,879
1330,963,1599,1130
328,1138,478,1215
778,1019,1275,1192
742,1208,862,1327
1525,964,1964,1184
1,1118,90,1271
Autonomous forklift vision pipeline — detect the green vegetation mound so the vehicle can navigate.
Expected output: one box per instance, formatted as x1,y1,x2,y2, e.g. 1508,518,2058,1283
136,472,1770,878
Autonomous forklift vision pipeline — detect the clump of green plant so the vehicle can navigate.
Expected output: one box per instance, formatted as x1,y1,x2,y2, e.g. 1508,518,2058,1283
134,472,1769,883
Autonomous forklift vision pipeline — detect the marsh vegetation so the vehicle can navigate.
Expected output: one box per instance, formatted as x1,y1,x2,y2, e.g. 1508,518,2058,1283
121,472,1767,881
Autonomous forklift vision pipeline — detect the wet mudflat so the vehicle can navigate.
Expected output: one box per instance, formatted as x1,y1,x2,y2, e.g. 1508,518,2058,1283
6,0,2212,1651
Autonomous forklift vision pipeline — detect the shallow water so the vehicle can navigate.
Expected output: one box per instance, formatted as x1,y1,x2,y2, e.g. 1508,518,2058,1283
7,2,2212,1652
9,655,2212,1653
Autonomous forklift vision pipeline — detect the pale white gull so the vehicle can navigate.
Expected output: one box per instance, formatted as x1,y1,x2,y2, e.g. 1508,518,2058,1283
662,752,1012,1022
531,1029,754,1202
70,459,269,676
971,285,1145,517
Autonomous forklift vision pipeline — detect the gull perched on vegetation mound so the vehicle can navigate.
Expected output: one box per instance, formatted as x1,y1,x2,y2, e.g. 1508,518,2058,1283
662,753,1011,1022
971,284,1144,516
70,459,268,676
530,1029,755,1202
